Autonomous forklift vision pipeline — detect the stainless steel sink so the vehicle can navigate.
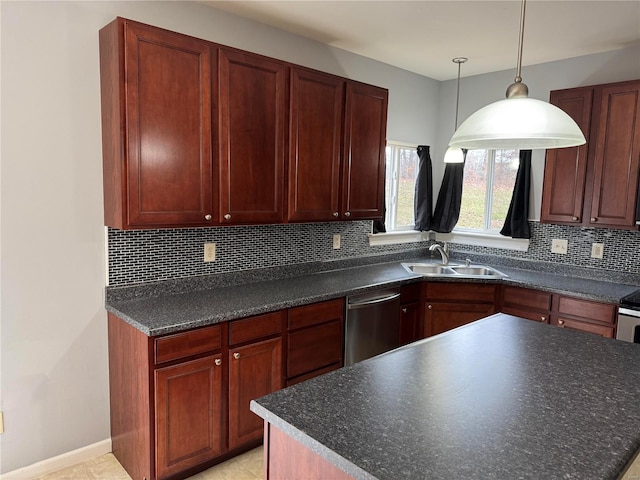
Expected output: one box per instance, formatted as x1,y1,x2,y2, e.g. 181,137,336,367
402,262,507,279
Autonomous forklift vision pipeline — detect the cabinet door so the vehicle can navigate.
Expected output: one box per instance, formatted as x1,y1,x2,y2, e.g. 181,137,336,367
229,337,283,449
155,355,223,479
288,67,344,221
399,302,421,346
342,81,388,220
425,302,496,337
541,87,593,224
588,81,640,228
120,21,214,228
218,48,286,224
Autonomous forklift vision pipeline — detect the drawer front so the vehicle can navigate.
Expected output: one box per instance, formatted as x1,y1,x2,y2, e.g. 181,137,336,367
286,363,341,387
155,324,222,364
288,299,344,330
502,306,549,323
553,317,615,338
426,283,496,302
557,296,616,324
229,310,284,346
503,286,552,311
287,319,343,379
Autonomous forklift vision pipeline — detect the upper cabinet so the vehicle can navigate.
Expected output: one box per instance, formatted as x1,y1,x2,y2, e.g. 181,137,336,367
541,79,640,230
100,18,214,229
218,48,287,225
342,81,388,220
99,18,388,230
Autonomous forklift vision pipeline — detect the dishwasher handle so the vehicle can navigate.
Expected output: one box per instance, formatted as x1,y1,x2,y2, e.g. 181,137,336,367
347,292,401,310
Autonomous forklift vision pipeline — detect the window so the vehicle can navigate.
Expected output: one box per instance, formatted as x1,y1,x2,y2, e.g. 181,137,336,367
456,149,520,232
383,142,419,231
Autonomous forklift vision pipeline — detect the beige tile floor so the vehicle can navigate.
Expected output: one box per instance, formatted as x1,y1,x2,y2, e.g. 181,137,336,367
34,447,263,480
31,444,640,480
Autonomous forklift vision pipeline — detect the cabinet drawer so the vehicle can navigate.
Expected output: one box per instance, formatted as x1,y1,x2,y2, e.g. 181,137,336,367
426,283,496,302
155,325,222,365
553,317,615,338
229,310,284,346
503,286,552,311
502,306,549,323
287,319,343,379
288,299,344,330
557,296,616,324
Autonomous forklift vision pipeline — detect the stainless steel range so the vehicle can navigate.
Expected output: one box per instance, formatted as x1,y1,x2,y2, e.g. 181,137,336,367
618,290,640,343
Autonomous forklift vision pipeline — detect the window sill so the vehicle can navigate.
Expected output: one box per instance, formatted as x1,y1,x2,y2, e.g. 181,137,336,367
367,230,430,246
368,229,529,251
435,230,530,251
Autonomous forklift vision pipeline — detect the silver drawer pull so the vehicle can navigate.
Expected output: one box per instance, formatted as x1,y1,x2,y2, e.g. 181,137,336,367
233,352,240,360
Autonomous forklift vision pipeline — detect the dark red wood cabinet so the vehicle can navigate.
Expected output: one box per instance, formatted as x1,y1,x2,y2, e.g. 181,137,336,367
541,79,640,229
219,48,287,225
424,283,498,337
100,18,214,229
100,18,388,230
399,283,422,346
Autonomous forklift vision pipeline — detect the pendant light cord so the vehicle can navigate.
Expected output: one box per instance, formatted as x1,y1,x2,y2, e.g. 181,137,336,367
515,0,526,83
452,57,467,131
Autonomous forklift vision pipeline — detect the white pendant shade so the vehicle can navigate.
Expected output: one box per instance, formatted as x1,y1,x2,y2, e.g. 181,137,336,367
449,97,586,150
443,146,464,163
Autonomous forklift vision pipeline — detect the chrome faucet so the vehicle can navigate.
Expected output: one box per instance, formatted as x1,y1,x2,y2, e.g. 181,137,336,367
429,242,449,265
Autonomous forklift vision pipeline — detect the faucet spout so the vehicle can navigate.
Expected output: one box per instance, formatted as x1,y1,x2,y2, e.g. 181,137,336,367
429,242,449,265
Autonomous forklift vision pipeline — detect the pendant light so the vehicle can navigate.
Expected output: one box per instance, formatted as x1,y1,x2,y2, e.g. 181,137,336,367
443,57,467,163
448,0,586,150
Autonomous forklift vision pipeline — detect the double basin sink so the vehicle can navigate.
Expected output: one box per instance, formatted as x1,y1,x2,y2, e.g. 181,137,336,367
402,262,507,279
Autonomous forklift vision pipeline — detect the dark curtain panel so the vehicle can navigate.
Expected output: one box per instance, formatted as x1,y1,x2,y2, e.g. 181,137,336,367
413,145,433,231
373,189,387,233
500,149,531,239
431,153,466,233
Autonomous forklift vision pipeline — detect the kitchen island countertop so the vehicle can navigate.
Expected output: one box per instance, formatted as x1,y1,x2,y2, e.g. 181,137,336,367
251,314,640,480
106,258,640,336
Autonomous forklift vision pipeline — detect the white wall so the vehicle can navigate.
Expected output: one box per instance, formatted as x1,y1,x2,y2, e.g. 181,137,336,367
433,44,640,219
0,1,437,472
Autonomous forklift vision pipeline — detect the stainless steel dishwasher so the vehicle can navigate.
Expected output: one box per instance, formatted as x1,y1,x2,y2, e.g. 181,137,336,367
344,287,401,366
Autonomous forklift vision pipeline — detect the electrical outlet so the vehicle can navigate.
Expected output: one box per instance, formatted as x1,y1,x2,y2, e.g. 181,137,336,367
333,234,341,250
551,238,568,254
591,242,604,259
204,243,216,262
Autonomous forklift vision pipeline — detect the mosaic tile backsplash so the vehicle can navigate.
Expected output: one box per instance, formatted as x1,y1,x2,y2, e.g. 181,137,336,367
108,221,640,287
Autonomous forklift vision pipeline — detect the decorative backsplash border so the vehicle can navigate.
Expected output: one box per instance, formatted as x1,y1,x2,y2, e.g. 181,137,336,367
107,221,640,287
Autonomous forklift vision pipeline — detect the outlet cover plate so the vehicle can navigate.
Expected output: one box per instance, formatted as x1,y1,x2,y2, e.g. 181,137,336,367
333,234,341,250
551,239,568,254
204,243,216,262
591,243,604,259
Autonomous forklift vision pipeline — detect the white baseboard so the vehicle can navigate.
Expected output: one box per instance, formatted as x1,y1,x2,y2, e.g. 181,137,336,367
1,438,112,480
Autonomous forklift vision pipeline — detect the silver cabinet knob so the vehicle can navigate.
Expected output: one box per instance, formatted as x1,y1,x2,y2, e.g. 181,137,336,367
402,308,407,313
204,214,212,221
427,304,433,310
224,214,232,220
214,358,222,366
591,217,597,222
233,352,240,360
332,212,339,217
541,316,546,322
344,212,351,217
571,216,578,221
558,320,565,327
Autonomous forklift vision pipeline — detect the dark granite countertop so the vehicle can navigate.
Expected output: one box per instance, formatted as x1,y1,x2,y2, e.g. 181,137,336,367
251,314,640,480
106,255,640,336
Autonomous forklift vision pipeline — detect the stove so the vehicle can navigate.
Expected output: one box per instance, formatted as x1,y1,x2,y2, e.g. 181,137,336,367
618,289,640,343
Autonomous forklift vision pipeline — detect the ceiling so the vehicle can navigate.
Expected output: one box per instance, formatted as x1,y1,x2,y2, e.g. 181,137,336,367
203,1,640,81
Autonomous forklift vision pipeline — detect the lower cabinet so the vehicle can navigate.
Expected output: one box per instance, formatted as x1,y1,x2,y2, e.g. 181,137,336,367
228,337,282,449
286,299,344,386
500,286,617,338
424,283,498,337
399,283,422,346
155,355,224,479
108,310,284,480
